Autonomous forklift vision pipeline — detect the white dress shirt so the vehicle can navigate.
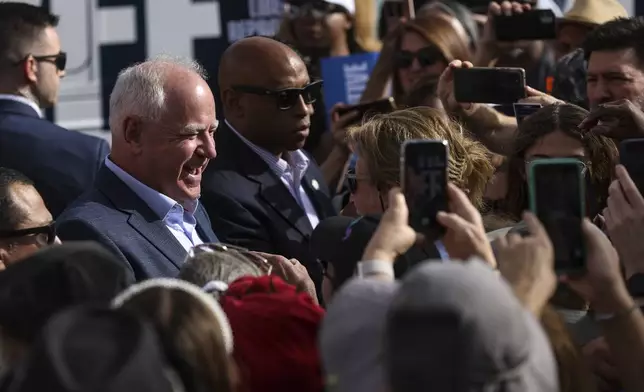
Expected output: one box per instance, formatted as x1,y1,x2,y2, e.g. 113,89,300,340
226,120,320,229
0,94,43,117
104,157,204,251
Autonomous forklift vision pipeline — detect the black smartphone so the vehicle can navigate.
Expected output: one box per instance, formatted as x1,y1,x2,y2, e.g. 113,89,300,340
513,103,542,124
495,9,557,41
529,158,586,275
453,67,526,104
401,140,449,239
619,139,644,194
336,97,397,125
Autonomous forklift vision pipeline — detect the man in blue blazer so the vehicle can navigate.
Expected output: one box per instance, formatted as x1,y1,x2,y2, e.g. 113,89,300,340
0,3,109,218
57,56,219,281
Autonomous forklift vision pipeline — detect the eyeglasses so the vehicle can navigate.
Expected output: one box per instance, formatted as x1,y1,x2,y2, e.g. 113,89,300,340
0,222,56,245
285,1,344,19
346,169,371,194
188,243,273,275
32,52,67,72
232,80,323,111
395,46,445,69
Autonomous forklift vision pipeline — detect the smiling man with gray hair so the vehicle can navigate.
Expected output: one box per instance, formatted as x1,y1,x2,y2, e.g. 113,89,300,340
56,55,219,281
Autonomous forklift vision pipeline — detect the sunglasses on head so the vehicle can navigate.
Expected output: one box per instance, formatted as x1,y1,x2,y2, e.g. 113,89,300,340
0,222,56,245
188,242,273,276
232,80,323,111
395,46,444,69
31,52,67,72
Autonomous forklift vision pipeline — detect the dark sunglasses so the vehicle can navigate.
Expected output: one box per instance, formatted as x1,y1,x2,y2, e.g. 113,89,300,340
232,80,323,111
0,222,56,245
395,46,444,69
188,242,273,275
32,52,67,71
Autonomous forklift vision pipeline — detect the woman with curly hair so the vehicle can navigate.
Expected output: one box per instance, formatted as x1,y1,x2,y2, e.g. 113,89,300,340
346,106,494,215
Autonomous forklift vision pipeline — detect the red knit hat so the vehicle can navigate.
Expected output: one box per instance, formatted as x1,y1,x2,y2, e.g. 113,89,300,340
220,276,325,392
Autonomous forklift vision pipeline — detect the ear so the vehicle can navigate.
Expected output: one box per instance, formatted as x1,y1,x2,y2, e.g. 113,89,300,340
122,116,144,154
222,88,245,119
22,56,38,84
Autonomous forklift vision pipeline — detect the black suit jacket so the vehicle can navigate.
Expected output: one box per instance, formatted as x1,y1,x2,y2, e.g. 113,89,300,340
201,124,337,286
56,166,219,281
0,99,110,217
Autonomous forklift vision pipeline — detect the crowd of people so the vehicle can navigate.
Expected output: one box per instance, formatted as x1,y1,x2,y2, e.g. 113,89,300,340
0,0,644,391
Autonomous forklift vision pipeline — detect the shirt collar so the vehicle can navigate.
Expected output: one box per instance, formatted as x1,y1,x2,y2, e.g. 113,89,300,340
0,94,43,118
225,120,310,177
104,157,198,219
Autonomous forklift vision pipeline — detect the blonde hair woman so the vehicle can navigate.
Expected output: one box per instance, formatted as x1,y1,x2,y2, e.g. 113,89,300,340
347,106,493,215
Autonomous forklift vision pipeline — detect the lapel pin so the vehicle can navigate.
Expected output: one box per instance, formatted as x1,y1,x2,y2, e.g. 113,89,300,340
311,179,320,190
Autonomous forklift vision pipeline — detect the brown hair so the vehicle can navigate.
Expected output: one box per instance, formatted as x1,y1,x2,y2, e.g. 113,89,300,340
540,306,597,392
118,288,236,392
347,107,494,208
502,103,618,220
393,15,472,101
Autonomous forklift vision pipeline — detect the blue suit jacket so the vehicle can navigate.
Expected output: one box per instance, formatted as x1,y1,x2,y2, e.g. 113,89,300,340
0,99,109,218
56,166,219,281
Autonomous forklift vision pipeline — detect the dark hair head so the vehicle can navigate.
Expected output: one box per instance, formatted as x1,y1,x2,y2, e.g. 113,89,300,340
0,168,34,231
0,2,59,65
582,16,644,65
502,104,618,219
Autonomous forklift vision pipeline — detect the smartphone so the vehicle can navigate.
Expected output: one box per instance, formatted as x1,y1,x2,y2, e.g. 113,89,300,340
513,103,542,124
453,67,526,104
401,140,449,239
336,97,397,125
528,158,586,275
619,139,644,194
495,9,557,41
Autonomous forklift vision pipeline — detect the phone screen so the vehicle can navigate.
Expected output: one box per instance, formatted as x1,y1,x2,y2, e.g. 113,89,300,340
495,9,556,41
513,103,542,124
620,139,644,194
453,68,526,104
402,140,448,239
530,160,585,274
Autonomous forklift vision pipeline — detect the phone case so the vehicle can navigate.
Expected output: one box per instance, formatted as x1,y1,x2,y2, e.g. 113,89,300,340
528,158,586,274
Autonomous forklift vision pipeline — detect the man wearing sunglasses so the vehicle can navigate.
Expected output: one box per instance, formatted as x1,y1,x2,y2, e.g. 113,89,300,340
201,36,336,292
0,168,59,269
0,3,109,218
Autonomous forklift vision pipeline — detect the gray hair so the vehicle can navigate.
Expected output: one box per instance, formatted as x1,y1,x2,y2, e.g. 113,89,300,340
178,250,263,294
108,54,207,132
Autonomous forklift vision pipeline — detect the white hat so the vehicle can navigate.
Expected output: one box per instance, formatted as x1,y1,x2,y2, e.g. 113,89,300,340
326,0,356,14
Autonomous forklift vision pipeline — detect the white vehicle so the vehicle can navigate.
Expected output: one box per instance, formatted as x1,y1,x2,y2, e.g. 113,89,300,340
17,0,284,132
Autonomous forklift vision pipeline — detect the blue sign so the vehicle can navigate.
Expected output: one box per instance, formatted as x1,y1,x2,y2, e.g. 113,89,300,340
320,52,380,122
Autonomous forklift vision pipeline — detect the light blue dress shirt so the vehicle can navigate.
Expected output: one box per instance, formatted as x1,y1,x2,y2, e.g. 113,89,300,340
104,158,204,251
226,120,320,229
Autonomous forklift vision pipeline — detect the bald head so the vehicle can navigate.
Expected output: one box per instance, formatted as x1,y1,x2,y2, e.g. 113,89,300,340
218,36,306,91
